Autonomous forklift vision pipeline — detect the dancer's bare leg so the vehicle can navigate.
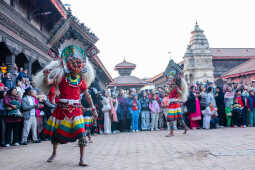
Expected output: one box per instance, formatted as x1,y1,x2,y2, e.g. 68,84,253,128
88,134,93,143
166,122,174,137
180,119,188,134
47,143,58,162
79,138,88,166
79,145,88,166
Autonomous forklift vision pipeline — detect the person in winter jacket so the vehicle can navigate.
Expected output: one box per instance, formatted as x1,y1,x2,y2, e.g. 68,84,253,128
149,94,160,131
128,94,141,132
231,98,242,127
140,91,150,131
224,87,234,127
247,90,255,127
235,90,247,127
161,92,171,130
203,102,217,129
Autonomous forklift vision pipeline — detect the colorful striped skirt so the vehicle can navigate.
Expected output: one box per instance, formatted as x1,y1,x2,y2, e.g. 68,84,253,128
167,102,182,122
43,107,86,144
84,116,94,130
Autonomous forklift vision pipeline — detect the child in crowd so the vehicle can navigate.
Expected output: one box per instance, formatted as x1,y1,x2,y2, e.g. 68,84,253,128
149,94,160,131
203,102,217,129
231,98,242,127
224,87,234,127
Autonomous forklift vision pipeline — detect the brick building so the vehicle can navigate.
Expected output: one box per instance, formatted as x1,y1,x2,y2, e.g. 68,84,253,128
0,0,112,89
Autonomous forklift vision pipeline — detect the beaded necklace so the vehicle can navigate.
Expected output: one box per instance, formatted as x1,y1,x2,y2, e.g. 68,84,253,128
66,74,81,87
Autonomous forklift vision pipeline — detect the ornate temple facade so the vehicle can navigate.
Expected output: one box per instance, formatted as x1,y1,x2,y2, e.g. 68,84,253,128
0,0,112,90
183,23,255,86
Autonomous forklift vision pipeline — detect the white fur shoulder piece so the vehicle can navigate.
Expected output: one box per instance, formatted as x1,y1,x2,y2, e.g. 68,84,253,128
178,78,188,103
33,60,64,95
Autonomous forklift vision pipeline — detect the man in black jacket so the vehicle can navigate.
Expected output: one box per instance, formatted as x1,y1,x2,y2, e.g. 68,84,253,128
140,91,150,131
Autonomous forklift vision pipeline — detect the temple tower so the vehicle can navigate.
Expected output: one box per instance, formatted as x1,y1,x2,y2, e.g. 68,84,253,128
183,22,214,84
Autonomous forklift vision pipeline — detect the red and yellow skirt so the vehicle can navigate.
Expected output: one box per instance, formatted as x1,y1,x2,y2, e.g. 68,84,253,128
43,106,86,144
84,116,94,130
167,102,182,122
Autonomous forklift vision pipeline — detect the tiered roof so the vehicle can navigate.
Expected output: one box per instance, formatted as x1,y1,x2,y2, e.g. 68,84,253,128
115,60,136,69
189,22,210,50
114,59,136,76
109,59,145,88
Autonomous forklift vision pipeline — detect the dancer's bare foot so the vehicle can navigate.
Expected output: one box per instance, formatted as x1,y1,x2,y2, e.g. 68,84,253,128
79,160,88,167
47,154,56,163
183,128,188,134
165,134,174,137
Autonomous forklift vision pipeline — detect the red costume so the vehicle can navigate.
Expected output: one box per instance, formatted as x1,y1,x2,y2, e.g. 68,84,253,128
44,76,88,144
167,87,182,122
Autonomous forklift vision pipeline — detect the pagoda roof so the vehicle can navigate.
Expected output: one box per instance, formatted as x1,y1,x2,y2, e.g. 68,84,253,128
109,76,146,87
115,60,136,70
222,59,255,79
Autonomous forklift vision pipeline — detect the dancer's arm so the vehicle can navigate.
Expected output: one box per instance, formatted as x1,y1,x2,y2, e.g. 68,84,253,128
43,69,54,85
84,90,98,118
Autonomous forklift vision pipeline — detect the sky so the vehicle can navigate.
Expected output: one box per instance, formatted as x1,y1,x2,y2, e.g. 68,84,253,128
62,0,255,79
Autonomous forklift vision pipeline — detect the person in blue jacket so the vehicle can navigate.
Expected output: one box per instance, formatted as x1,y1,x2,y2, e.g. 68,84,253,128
128,94,141,132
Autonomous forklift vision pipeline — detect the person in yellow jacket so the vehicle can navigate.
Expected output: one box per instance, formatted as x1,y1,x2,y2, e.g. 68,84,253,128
0,63,7,75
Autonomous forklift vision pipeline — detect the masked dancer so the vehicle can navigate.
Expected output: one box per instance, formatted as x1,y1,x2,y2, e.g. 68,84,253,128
33,41,97,166
165,61,189,137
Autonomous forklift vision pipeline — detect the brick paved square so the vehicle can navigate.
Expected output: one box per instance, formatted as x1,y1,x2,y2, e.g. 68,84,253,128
1,128,255,170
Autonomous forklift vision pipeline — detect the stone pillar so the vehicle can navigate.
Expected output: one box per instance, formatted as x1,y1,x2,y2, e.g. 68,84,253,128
5,54,15,73
6,47,19,73
28,56,35,76
4,39,22,74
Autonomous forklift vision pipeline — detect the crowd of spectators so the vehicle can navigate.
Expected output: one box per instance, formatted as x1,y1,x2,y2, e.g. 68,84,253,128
100,80,255,134
1,63,255,148
0,64,56,147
